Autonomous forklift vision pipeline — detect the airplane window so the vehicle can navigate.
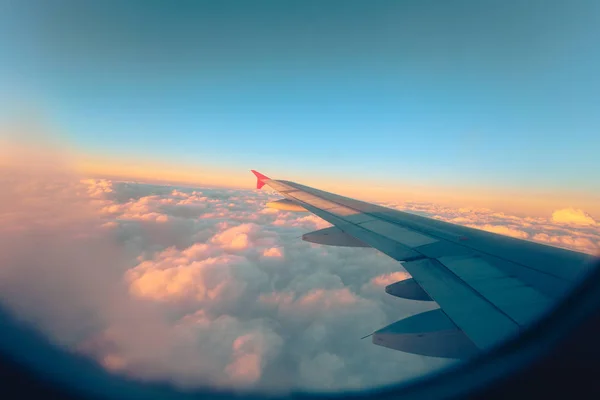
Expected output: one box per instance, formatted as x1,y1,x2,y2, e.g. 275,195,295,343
0,1,598,398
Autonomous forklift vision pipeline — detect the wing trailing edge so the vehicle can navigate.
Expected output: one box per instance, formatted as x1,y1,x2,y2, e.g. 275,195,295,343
302,226,371,247
385,278,433,301
266,199,308,212
372,309,479,359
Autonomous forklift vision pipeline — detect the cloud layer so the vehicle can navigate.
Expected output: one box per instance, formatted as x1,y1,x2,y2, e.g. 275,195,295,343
385,202,600,256
0,163,598,394
0,168,447,393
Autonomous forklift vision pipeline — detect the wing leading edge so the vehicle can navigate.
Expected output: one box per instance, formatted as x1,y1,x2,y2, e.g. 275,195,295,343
251,170,596,359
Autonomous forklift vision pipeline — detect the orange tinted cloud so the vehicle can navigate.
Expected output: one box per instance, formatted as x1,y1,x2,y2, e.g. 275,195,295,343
465,224,530,239
370,271,412,287
551,208,597,226
262,247,283,257
73,153,248,189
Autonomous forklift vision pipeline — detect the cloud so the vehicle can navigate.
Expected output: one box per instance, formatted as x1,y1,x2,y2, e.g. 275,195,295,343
226,333,279,386
0,164,450,393
393,201,600,255
370,271,412,287
211,223,259,251
465,224,529,239
1,150,598,395
551,208,597,226
263,247,283,257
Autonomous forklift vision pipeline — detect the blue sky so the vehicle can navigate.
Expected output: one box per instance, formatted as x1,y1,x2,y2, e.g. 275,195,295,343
1,0,599,194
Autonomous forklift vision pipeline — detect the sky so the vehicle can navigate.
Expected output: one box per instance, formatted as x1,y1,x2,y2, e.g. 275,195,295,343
1,0,599,214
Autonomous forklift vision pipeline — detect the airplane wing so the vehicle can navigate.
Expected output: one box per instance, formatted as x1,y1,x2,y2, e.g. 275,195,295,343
251,170,596,359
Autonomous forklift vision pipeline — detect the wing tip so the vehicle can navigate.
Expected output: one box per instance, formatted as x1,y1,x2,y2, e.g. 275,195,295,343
250,170,270,190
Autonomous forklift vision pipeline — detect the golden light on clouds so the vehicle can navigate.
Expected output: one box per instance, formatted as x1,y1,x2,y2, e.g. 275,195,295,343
2,119,598,219
298,177,600,219
73,154,249,189
29,151,600,219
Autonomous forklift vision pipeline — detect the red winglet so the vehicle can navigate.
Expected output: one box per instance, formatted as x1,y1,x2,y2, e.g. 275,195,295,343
251,170,270,190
